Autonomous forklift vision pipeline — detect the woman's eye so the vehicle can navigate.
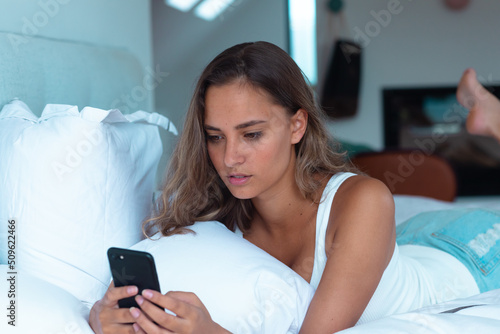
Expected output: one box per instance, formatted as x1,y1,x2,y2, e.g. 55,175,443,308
245,132,262,140
207,135,223,143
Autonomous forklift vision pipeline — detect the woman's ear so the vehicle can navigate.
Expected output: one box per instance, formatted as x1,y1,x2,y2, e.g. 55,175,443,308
290,109,308,144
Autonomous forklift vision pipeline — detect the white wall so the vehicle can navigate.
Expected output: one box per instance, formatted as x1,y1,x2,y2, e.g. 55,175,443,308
152,0,288,132
0,0,153,107
320,0,500,149
154,0,500,153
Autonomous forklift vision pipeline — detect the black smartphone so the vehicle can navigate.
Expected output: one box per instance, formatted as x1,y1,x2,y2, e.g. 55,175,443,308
107,247,161,308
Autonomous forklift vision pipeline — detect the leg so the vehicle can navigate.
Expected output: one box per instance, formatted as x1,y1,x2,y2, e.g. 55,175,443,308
456,68,500,142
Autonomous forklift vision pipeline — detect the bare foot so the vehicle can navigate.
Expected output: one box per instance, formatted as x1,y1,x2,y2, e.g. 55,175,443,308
456,68,500,142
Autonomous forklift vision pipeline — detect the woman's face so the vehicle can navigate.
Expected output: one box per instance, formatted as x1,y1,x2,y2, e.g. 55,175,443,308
204,80,306,201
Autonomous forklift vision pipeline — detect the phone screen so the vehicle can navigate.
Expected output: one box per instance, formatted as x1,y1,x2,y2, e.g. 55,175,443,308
107,247,161,308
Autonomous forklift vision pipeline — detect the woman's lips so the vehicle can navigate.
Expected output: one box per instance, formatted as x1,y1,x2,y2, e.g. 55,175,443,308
228,175,251,185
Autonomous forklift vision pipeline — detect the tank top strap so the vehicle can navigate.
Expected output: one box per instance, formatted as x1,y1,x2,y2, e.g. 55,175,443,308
309,172,357,289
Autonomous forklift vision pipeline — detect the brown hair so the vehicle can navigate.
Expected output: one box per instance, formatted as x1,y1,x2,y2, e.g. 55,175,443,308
145,41,356,236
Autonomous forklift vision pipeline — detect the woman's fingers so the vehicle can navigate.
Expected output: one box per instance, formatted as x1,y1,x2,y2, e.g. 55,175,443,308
89,282,140,334
130,304,176,333
141,290,197,318
99,305,137,325
102,283,139,307
90,300,136,334
134,290,222,334
133,323,147,334
165,291,203,308
130,291,191,333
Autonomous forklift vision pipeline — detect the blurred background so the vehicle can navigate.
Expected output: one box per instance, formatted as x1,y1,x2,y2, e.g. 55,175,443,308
2,0,500,195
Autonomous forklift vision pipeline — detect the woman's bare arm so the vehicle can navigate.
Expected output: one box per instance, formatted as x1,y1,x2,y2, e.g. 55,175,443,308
299,176,396,333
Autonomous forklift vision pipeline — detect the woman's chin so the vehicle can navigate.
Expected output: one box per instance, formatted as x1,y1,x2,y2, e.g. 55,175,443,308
226,187,255,200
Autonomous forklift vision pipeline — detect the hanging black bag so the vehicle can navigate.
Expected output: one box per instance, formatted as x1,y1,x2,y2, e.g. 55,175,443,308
320,39,362,118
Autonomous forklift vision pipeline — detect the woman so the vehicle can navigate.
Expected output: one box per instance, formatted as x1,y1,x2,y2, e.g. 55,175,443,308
90,42,500,334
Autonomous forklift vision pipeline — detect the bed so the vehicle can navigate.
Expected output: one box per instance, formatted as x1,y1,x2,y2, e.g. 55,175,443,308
1,31,500,334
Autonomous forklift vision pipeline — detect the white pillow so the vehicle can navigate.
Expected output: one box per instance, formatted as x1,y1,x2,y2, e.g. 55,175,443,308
0,99,176,307
0,265,94,334
131,221,315,334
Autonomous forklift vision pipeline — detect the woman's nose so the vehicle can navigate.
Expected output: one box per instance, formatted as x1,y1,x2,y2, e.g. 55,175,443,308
224,138,244,167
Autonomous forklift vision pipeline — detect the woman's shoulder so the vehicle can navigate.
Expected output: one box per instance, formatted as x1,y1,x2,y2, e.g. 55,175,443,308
324,173,396,260
330,174,395,224
337,173,393,202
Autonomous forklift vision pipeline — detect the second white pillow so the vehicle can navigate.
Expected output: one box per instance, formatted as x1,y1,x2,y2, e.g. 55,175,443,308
131,221,314,334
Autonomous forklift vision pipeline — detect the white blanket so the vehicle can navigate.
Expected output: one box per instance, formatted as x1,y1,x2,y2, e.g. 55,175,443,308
339,288,500,334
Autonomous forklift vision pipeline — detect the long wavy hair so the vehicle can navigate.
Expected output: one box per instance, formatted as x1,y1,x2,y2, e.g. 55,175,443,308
145,41,357,237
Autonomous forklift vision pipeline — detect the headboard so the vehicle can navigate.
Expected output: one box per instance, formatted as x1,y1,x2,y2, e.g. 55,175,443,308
0,31,151,114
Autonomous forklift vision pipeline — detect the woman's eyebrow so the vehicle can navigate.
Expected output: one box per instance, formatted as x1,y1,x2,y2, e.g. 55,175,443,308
235,120,266,129
204,120,267,131
204,124,220,131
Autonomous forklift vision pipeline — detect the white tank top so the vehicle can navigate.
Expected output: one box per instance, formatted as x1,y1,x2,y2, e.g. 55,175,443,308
310,172,479,324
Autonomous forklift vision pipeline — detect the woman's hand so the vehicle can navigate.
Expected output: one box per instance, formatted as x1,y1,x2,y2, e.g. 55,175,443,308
89,282,139,334
131,290,231,334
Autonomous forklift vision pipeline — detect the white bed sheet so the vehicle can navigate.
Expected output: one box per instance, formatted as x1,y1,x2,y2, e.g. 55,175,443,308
339,288,500,334
394,194,500,226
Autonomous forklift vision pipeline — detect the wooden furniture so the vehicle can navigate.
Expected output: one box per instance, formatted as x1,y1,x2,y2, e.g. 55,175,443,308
351,150,457,202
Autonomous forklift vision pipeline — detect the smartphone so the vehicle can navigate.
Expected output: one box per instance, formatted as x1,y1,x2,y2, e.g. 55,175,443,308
107,247,161,308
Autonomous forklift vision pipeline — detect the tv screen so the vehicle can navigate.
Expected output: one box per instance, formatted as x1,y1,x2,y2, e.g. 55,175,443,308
383,86,500,196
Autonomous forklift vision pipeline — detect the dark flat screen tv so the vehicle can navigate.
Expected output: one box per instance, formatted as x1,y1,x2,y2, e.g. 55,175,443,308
383,86,500,196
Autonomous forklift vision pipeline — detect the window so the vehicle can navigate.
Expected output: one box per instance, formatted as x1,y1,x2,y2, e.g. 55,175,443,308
288,0,317,85
165,0,238,21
